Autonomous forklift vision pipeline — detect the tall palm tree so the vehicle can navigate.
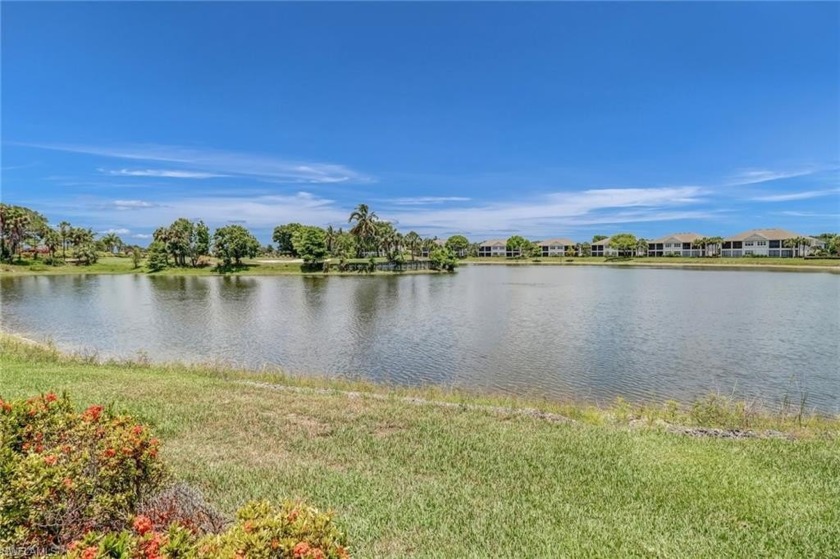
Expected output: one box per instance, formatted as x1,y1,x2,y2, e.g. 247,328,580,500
58,221,71,260
404,231,421,261
706,236,723,257
692,237,707,258
348,204,378,257
325,225,337,256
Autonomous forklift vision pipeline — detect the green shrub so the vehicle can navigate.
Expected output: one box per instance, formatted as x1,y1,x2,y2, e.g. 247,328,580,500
0,394,166,551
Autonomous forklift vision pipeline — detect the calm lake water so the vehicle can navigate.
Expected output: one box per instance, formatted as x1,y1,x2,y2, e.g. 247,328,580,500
2,266,839,413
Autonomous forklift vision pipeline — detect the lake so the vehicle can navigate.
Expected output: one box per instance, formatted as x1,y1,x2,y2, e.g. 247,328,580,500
2,266,838,413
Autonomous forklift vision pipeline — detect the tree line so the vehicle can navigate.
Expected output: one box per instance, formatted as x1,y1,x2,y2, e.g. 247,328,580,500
0,203,462,272
3,202,837,270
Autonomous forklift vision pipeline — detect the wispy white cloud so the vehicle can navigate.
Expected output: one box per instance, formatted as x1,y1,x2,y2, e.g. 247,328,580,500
100,228,130,235
57,186,711,238
728,167,823,186
752,189,839,202
111,200,161,210
383,196,472,205
132,233,152,239
20,142,370,184
99,168,227,179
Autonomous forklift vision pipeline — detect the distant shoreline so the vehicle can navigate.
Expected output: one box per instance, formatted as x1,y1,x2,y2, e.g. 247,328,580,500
463,258,840,273
2,255,839,277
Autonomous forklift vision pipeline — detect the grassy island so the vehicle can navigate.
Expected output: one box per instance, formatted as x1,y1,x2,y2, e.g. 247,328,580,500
2,335,838,558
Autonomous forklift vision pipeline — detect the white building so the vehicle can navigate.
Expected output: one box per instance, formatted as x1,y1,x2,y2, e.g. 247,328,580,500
721,229,824,257
590,236,619,257
647,233,707,257
478,239,507,257
537,238,577,257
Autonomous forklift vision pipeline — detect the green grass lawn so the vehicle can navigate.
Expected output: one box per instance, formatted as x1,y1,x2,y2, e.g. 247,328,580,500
2,338,838,558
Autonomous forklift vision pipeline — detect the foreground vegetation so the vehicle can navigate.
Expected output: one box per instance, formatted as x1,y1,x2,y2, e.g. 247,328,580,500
2,336,838,557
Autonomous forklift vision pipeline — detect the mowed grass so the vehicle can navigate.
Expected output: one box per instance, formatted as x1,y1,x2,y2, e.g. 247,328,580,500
2,340,839,558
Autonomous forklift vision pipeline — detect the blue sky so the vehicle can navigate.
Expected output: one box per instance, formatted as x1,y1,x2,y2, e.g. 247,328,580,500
2,2,838,244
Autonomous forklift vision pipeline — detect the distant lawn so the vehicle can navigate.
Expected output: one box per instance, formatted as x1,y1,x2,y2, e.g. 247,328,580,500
465,256,840,268
0,256,437,277
2,337,838,558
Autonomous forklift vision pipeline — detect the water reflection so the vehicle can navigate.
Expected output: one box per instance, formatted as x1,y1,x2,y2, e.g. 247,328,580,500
1,267,838,413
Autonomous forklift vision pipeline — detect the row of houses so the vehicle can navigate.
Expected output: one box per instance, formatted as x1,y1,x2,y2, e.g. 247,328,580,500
478,229,826,258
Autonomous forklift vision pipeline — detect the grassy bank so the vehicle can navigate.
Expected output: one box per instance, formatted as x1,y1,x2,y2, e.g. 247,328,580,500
2,336,839,557
465,256,840,270
0,256,441,277
3,255,839,278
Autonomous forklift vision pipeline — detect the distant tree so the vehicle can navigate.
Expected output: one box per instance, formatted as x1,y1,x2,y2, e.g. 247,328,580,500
0,204,46,262
607,233,637,258
146,241,169,272
579,242,592,257
72,242,98,266
332,231,357,261
565,244,577,257
592,235,608,243
375,221,402,262
706,236,724,257
505,235,530,258
154,218,209,267
527,241,542,259
445,235,469,258
40,227,61,264
429,247,458,272
348,204,378,257
784,236,810,258
68,227,97,265
292,226,328,264
324,226,337,255
131,247,143,269
100,232,124,255
404,231,421,260
692,237,707,257
58,221,72,260
272,223,305,256
213,225,260,267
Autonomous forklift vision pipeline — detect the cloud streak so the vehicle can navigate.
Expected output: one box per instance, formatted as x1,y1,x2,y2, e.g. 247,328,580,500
383,196,472,206
99,168,227,179
20,142,371,184
752,189,839,202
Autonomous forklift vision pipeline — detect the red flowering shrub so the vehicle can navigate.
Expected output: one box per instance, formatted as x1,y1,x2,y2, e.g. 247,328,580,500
1,394,350,558
60,502,350,558
0,394,166,551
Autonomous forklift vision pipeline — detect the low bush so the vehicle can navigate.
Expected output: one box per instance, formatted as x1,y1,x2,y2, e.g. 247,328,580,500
60,500,349,559
0,393,166,551
0,394,351,558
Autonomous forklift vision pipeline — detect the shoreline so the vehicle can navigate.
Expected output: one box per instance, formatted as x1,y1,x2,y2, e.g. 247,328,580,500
3,332,838,556
0,260,840,278
463,259,840,273
2,330,836,426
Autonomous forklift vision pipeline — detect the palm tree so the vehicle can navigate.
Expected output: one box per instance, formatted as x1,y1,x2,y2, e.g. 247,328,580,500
404,231,421,261
784,237,806,258
325,225,337,256
706,236,723,257
100,232,122,255
348,204,378,257
692,237,707,258
58,221,71,260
